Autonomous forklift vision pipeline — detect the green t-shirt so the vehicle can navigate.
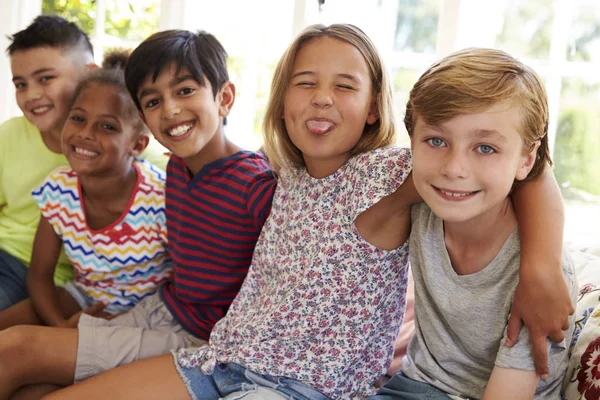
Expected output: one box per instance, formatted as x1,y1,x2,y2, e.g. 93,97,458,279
0,116,168,285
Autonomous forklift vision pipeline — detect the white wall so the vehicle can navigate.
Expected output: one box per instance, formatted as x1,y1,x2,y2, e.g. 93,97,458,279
0,0,42,122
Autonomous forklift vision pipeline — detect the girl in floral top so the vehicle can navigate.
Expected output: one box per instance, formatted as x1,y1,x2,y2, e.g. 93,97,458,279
43,24,572,400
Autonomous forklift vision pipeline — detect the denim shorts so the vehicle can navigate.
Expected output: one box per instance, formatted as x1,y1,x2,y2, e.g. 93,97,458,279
367,372,452,400
174,357,331,400
0,249,29,310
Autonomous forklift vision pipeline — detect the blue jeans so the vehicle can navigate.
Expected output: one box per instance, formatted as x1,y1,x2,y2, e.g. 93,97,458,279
367,372,452,400
175,359,331,400
0,249,29,310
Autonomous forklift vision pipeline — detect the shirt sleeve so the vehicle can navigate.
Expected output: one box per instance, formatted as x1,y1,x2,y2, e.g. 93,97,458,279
495,324,569,372
246,170,277,231
347,147,412,219
0,135,6,209
30,169,66,238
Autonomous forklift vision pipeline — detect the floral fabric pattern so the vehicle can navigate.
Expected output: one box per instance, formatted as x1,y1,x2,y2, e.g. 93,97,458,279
177,147,412,399
562,248,600,400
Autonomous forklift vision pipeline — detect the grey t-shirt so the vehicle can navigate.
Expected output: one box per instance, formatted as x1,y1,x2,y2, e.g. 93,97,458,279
402,203,578,399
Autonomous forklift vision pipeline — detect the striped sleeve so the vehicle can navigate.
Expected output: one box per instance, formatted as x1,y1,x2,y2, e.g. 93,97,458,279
247,172,277,231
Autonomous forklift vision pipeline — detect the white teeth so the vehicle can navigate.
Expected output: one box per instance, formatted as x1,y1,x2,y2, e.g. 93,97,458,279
74,146,99,157
441,190,473,198
167,123,193,137
32,106,51,114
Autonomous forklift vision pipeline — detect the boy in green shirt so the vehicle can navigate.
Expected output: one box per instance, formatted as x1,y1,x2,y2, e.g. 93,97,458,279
0,15,167,312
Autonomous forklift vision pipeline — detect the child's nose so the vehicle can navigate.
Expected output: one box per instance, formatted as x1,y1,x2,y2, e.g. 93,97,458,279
161,98,181,120
311,87,333,108
77,124,95,140
26,86,43,102
440,151,469,179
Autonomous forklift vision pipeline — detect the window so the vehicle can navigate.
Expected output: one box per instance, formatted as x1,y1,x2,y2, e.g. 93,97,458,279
42,0,161,63
492,0,600,247
35,0,599,247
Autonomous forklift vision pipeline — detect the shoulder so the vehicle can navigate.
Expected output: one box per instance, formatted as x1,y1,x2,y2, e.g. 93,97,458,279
410,201,430,222
409,203,440,245
135,158,166,186
349,147,412,171
222,150,276,185
32,165,77,198
345,147,412,190
228,150,273,174
0,116,37,143
43,165,77,185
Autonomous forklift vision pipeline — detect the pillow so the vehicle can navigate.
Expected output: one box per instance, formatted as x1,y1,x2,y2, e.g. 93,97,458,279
562,248,600,399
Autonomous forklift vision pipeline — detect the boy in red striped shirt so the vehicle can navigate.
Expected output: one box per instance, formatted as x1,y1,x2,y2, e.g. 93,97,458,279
0,29,276,398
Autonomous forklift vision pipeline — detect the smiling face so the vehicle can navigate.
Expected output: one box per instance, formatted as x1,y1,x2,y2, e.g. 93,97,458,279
283,37,378,178
11,47,85,141
137,63,234,170
61,83,144,178
411,101,538,225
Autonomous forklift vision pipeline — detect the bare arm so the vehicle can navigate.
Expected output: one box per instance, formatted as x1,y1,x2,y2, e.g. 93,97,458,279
508,166,573,377
483,366,538,400
355,172,422,250
27,217,72,328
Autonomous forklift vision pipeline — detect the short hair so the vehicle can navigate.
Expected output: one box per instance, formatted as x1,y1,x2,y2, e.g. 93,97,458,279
72,49,146,135
262,23,396,171
6,15,93,59
405,47,550,181
125,29,229,112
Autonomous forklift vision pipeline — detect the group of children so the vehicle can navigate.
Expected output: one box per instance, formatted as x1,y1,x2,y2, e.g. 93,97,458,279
0,14,577,400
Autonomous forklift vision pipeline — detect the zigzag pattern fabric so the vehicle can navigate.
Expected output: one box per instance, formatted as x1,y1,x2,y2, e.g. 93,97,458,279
32,159,172,314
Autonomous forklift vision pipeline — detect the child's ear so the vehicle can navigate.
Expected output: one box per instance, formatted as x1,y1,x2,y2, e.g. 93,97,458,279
218,81,236,118
516,140,541,181
85,63,100,73
130,134,150,157
366,101,379,125
138,111,147,124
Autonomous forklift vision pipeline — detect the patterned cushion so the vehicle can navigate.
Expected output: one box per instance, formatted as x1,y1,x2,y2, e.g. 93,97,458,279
562,247,600,399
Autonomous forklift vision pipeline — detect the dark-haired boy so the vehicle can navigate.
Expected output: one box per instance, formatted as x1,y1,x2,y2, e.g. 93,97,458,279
0,29,276,397
0,15,168,314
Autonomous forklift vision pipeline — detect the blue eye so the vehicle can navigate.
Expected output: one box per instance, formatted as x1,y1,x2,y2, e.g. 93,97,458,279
427,138,445,147
478,145,495,154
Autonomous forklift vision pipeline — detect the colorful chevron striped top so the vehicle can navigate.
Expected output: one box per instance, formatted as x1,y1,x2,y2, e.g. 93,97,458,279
32,158,172,314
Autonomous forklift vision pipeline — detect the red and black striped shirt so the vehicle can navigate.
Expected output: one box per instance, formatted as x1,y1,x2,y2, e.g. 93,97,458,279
160,151,276,339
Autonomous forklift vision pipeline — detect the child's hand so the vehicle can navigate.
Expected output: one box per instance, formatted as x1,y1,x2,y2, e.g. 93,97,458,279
505,268,574,378
65,301,109,328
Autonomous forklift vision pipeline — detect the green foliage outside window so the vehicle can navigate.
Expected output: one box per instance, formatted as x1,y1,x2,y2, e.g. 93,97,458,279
554,106,600,196
42,0,159,41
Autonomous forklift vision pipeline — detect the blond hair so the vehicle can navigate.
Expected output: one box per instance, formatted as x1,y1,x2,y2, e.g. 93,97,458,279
263,24,396,171
405,48,551,181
